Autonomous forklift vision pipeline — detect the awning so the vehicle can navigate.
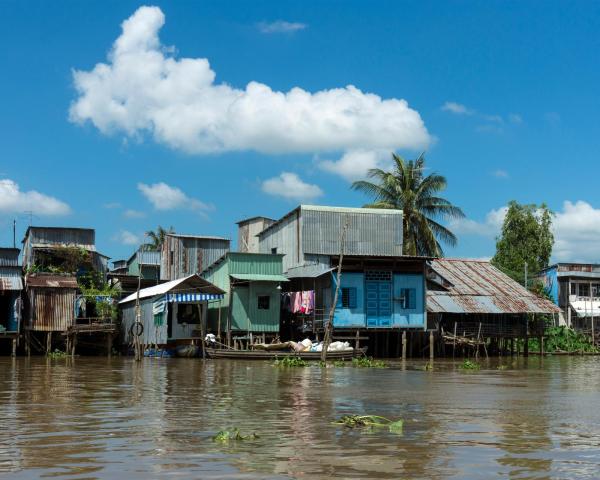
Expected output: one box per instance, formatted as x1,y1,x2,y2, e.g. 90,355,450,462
284,265,336,279
230,273,289,282
167,293,224,302
570,300,600,317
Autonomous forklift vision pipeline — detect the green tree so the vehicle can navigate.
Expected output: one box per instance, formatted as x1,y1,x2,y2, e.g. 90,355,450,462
351,153,465,256
491,201,554,285
145,225,175,250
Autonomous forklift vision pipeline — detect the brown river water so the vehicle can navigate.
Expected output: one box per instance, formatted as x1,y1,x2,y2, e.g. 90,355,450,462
1,356,599,479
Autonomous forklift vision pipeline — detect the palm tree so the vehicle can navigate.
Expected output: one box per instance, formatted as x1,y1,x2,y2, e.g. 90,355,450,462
351,153,464,257
145,225,174,250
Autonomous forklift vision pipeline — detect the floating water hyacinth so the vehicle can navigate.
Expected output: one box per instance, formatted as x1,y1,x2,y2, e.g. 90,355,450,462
213,428,259,444
333,415,403,434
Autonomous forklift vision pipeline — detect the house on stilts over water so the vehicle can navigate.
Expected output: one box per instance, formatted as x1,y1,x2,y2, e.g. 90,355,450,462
119,274,224,355
0,248,23,355
21,226,116,355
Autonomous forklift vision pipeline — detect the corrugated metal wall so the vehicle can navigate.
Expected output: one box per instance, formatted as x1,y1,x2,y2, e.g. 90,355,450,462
23,228,96,267
121,299,167,345
27,287,76,332
258,210,302,272
0,249,19,267
161,236,230,281
238,218,274,253
228,253,284,275
301,207,403,257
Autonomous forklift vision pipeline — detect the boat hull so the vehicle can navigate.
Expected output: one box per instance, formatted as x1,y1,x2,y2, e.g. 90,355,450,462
205,347,366,360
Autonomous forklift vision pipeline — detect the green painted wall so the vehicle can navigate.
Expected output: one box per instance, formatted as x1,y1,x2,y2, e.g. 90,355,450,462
203,253,282,334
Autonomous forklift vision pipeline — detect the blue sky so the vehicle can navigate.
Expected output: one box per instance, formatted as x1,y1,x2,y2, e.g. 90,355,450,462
1,1,600,263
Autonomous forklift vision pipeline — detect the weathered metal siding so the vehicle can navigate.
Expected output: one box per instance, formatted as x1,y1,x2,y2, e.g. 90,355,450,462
427,259,561,314
228,253,284,276
27,287,76,332
301,206,403,257
121,299,167,345
203,259,230,334
238,218,274,253
258,210,302,272
0,248,20,267
0,267,23,290
161,236,230,281
23,228,95,267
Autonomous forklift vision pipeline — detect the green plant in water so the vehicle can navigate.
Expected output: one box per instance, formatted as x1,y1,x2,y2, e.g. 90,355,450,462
273,356,308,367
352,356,386,368
333,415,403,434
497,364,508,370
459,359,481,370
213,428,258,444
424,362,434,371
332,360,346,367
522,326,599,353
47,349,68,359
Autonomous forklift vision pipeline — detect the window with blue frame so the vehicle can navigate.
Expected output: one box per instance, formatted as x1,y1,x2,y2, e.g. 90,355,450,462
341,287,357,309
399,288,416,309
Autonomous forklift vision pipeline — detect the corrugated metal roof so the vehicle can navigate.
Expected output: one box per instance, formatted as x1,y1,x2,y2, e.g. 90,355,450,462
0,248,20,266
25,274,78,289
427,259,560,314
120,274,224,304
557,271,600,279
285,265,336,279
230,273,289,282
166,233,229,240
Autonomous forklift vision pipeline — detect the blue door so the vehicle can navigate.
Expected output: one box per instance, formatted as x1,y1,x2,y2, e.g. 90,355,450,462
365,271,392,327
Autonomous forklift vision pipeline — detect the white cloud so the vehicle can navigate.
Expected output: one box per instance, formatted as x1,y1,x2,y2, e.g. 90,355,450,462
451,200,600,263
553,201,600,262
123,208,146,218
441,101,473,115
261,172,323,200
113,229,141,245
70,6,430,177
0,179,71,216
449,206,507,237
138,182,210,211
103,202,121,209
319,149,390,182
258,20,307,34
492,169,509,179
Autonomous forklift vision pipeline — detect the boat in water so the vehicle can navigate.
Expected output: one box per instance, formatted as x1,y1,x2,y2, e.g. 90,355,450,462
205,346,366,360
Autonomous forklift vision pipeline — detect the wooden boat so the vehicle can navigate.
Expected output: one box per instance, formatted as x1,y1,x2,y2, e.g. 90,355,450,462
205,346,367,360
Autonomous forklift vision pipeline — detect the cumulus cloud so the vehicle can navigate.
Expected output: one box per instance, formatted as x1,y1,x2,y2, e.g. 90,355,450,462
261,172,323,200
138,182,211,211
123,208,146,218
0,179,71,216
452,201,600,263
258,20,306,34
553,201,600,262
69,6,430,179
113,230,141,245
449,206,507,237
508,113,523,124
441,101,473,115
319,149,390,182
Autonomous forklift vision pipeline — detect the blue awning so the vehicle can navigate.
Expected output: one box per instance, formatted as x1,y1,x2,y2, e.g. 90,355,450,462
166,293,224,303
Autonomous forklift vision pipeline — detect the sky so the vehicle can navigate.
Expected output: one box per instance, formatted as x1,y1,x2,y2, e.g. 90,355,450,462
2,1,600,264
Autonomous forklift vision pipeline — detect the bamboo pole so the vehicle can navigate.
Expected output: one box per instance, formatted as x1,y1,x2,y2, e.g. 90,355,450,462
321,219,349,361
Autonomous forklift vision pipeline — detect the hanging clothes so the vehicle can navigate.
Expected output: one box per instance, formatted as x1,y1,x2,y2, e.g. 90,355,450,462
292,292,303,313
301,291,314,314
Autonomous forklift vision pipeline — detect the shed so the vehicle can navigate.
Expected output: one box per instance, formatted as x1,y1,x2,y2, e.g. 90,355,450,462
160,233,230,281
202,252,288,338
119,274,224,346
24,274,78,332
427,259,560,338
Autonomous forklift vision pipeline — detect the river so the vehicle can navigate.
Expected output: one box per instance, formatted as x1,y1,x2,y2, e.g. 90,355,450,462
0,356,599,479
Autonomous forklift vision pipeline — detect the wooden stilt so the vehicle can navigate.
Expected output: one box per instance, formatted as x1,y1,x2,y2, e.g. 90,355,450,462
540,335,544,356
25,331,30,357
46,331,52,354
510,338,514,357
11,338,17,357
429,330,434,361
402,331,407,360
355,330,360,350
71,333,77,356
453,322,457,358
107,333,113,357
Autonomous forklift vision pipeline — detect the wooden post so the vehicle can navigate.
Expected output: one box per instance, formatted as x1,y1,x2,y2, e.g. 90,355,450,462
46,331,52,355
71,333,77,356
11,338,17,357
355,329,360,350
540,335,544,356
197,304,206,359
524,321,529,357
217,304,222,340
402,331,407,360
453,322,457,359
25,331,30,357
107,333,113,357
510,337,514,357
429,330,434,361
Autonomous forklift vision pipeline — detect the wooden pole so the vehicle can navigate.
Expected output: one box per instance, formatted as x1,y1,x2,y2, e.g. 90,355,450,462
402,330,407,360
217,303,222,340
429,330,434,361
107,333,113,357
198,304,206,359
321,219,349,362
11,338,17,357
46,331,52,355
453,322,457,359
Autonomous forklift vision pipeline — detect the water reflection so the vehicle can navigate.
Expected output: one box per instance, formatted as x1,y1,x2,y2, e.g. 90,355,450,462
0,357,600,478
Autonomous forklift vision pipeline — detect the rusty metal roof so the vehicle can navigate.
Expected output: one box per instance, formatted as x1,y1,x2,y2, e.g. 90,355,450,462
427,259,561,314
25,274,78,289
